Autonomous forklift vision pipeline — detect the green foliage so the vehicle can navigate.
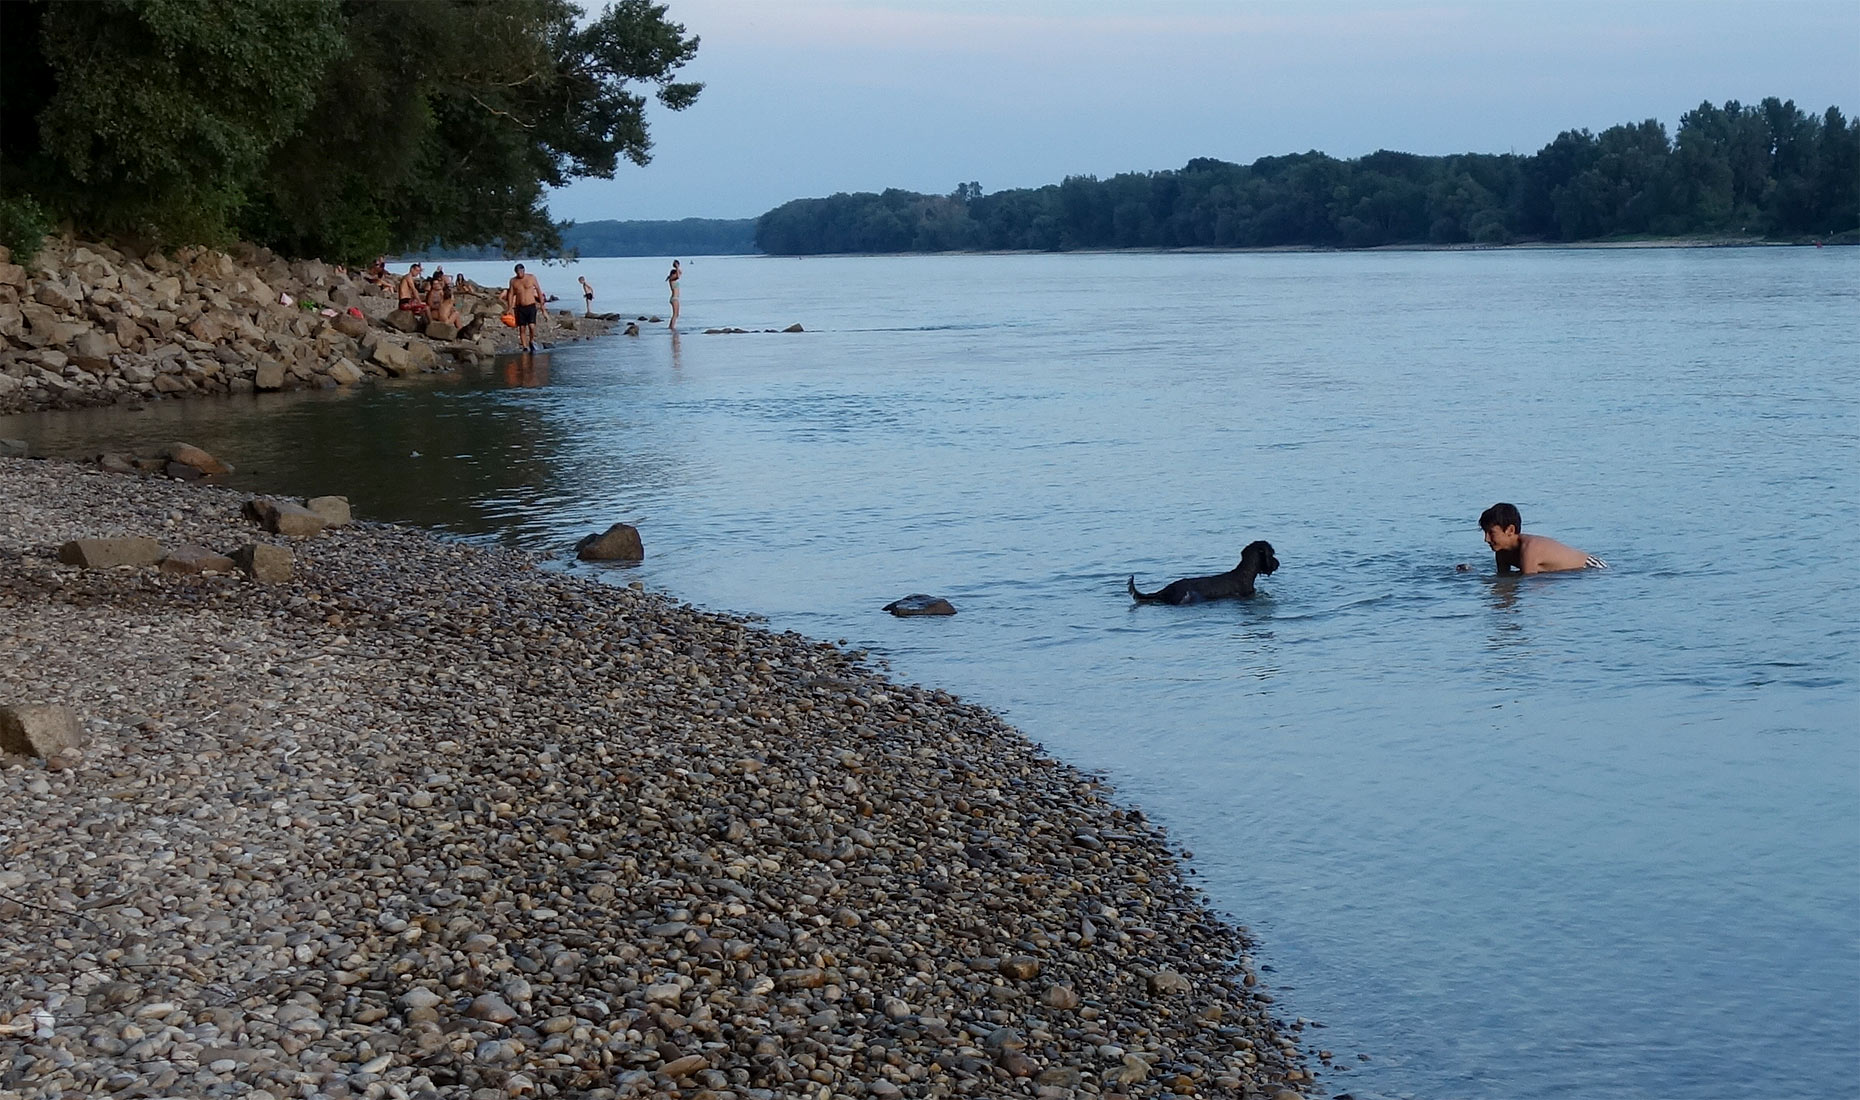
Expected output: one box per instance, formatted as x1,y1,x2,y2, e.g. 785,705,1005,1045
757,98,1859,255
0,194,52,267
0,0,701,263
24,0,343,242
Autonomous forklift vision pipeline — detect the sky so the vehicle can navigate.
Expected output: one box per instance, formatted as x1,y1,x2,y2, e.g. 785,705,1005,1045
549,0,1860,223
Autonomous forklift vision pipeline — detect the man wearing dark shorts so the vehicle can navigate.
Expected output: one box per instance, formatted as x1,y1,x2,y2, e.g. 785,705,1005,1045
507,263,544,351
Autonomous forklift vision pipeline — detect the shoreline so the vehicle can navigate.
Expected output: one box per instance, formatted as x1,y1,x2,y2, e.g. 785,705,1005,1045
0,239,628,417
0,456,1311,1100
750,235,1845,259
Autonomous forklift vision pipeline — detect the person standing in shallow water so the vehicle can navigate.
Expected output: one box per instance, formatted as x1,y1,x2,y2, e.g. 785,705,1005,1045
506,263,544,352
1476,502,1607,574
579,276,594,317
665,260,681,328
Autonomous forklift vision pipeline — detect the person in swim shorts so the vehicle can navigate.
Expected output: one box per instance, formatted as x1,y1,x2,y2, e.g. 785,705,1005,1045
507,263,544,351
1478,502,1607,574
397,263,426,313
579,275,594,317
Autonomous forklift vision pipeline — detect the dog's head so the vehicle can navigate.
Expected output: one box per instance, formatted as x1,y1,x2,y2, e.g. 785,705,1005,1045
1240,540,1279,576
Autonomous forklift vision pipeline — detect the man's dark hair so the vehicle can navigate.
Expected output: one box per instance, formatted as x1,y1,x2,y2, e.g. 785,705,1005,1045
514,263,525,273
1479,502,1522,531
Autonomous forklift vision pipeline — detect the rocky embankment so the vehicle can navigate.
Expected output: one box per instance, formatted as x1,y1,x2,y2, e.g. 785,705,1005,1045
0,457,1312,1100
0,241,613,414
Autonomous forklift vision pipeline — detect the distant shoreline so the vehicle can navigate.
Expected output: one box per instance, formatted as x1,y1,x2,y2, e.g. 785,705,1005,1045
749,236,1846,260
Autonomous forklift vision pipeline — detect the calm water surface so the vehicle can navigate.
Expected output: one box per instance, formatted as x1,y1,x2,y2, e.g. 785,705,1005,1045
8,250,1857,1099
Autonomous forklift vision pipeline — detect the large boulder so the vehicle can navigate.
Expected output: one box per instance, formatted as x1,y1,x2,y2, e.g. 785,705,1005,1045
424,320,458,341
576,523,644,562
160,545,236,574
327,358,364,385
384,309,422,333
882,594,957,617
0,704,85,758
305,495,352,527
57,537,164,569
167,442,232,475
231,542,293,582
244,496,329,537
254,358,286,391
332,312,367,339
370,342,413,375
405,341,439,372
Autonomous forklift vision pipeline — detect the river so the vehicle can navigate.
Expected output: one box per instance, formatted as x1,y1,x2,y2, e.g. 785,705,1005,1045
6,247,1856,1099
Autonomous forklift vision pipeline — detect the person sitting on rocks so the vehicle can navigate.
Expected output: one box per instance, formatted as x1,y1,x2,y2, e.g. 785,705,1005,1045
367,256,393,290
397,263,428,314
427,272,461,328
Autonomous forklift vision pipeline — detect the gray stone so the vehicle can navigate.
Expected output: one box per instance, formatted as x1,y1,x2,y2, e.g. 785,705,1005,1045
575,523,644,562
332,313,367,340
0,704,84,758
230,542,293,582
159,545,237,574
243,496,328,537
465,993,517,1024
883,594,957,617
254,359,286,391
57,537,164,569
404,341,439,372
783,323,805,332
424,320,458,341
305,495,352,527
1,438,28,458
1147,969,1192,996
370,342,413,375
167,442,232,475
384,310,422,333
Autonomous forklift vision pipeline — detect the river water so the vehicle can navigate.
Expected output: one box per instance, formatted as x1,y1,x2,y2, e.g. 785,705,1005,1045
6,249,1856,1099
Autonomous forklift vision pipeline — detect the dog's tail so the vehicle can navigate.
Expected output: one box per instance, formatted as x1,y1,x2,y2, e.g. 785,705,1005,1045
1128,575,1156,602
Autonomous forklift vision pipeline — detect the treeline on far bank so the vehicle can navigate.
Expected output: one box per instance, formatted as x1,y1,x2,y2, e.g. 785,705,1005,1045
755,98,1860,255
420,218,758,260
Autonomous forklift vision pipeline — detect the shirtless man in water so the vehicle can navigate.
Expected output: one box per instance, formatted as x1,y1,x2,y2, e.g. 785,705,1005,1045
507,263,544,351
1478,502,1607,574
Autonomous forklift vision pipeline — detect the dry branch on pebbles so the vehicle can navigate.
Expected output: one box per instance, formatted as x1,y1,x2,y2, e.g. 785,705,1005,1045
0,458,1309,1100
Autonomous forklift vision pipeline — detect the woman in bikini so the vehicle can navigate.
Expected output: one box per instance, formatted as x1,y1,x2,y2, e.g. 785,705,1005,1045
665,260,681,328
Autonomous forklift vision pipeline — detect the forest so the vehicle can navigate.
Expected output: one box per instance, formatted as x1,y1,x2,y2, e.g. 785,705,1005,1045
0,0,701,264
755,99,1859,255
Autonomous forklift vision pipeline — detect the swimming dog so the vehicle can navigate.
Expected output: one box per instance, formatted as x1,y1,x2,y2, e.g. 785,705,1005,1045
1128,540,1279,604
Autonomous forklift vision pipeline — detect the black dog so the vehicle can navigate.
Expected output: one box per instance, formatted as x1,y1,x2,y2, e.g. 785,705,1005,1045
1128,540,1279,604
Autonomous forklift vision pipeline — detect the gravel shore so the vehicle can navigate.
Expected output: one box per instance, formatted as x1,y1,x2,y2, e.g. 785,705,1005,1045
0,457,1309,1100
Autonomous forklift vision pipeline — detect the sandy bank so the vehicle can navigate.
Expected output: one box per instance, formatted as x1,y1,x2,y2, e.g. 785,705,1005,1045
0,457,1309,1100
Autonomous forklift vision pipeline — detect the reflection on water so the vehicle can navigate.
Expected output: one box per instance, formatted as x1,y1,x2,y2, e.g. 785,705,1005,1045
5,249,1857,1100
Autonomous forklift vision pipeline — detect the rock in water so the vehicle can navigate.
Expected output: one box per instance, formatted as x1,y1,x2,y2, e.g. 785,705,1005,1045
167,442,232,475
576,523,644,562
883,594,957,617
0,703,84,758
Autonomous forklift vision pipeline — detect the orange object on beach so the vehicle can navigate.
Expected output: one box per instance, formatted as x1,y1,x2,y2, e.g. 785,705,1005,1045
501,313,518,328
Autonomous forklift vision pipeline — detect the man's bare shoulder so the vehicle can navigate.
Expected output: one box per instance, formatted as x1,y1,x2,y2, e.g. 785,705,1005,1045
1519,533,1593,573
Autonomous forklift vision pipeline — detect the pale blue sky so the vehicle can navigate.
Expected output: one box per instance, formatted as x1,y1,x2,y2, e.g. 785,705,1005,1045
552,0,1860,222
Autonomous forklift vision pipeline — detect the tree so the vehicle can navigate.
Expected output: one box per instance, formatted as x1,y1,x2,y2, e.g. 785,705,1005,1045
0,0,702,262
4,0,343,242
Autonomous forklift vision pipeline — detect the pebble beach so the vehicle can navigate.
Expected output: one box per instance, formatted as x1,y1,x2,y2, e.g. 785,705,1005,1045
0,457,1309,1100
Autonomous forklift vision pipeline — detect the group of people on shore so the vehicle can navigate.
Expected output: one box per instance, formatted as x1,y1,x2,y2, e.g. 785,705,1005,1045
364,257,467,329
364,256,687,353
